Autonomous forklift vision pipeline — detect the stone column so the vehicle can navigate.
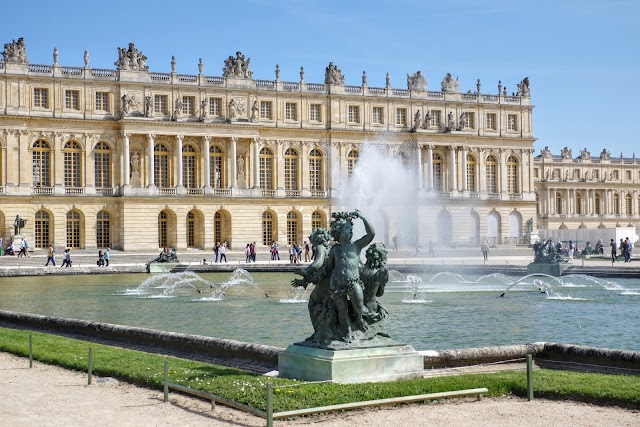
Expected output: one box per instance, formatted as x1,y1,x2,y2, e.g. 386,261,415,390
416,143,423,190
461,146,468,192
203,136,211,188
230,137,237,189
176,134,184,188
122,133,130,187
426,145,433,191
252,137,260,189
448,146,457,192
147,134,155,187
604,189,609,215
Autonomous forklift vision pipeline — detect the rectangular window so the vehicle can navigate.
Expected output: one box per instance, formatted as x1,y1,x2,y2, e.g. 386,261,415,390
462,112,475,129
396,108,407,126
573,169,580,179
209,97,222,116
285,102,298,120
429,110,441,128
613,170,619,180
372,107,384,125
486,113,497,130
95,92,109,111
154,95,168,113
593,170,600,180
348,105,360,124
182,96,195,115
626,170,631,180
34,88,49,108
65,90,79,110
507,114,518,131
309,104,321,122
260,101,272,119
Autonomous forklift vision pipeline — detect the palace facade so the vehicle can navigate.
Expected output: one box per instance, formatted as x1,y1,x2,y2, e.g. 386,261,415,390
0,39,537,251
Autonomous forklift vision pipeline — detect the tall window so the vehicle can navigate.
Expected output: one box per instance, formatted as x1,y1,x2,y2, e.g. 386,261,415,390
182,144,197,188
154,95,168,114
595,193,602,215
348,105,360,123
507,114,518,131
94,142,112,188
66,210,81,248
463,112,475,129
35,210,50,248
210,145,224,188
259,147,274,189
429,110,441,127
154,144,170,188
506,155,518,193
260,101,272,119
486,113,497,130
158,212,168,248
182,96,195,115
96,210,110,248
576,192,583,215
33,88,49,108
32,140,51,188
613,193,620,215
311,211,324,230
309,149,323,191
347,150,359,177
284,148,299,191
262,211,274,245
287,211,300,245
95,92,109,111
486,155,497,193
626,194,633,215
556,192,563,215
285,102,298,120
209,97,222,116
396,108,407,126
187,211,195,247
65,90,80,110
466,154,476,192
214,211,222,244
372,107,384,125
433,153,443,191
64,141,82,188
309,104,322,122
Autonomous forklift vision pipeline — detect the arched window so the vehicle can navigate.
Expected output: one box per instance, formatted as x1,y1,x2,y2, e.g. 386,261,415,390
437,209,452,244
625,193,632,215
486,155,497,193
287,211,300,245
94,142,112,188
96,210,110,248
34,210,50,248
347,150,359,177
595,193,602,215
259,147,274,189
64,141,82,188
214,211,222,244
66,210,82,248
213,210,231,247
433,153,443,191
470,211,480,243
507,155,518,194
210,145,224,188
284,148,299,191
187,211,195,247
309,149,323,191
182,144,197,189
509,211,521,241
487,211,500,244
262,211,274,245
466,154,476,192
32,140,51,188
556,192,563,215
311,210,325,230
613,193,620,215
158,211,168,247
576,192,583,215
154,143,170,188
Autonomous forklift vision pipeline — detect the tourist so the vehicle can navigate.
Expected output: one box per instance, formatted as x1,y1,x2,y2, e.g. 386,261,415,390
624,238,632,262
5,243,15,256
60,249,71,268
17,239,28,257
214,242,220,263
219,242,227,263
568,240,574,261
97,250,105,267
273,241,280,260
428,240,435,258
250,242,256,262
610,239,617,264
201,258,208,265
304,241,310,262
245,243,251,262
45,245,56,266
104,248,110,266
295,243,302,263
0,237,3,256
289,245,295,263
481,240,489,263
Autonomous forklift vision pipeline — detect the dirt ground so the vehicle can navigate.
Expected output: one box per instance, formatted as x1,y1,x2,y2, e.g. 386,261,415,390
1,352,638,427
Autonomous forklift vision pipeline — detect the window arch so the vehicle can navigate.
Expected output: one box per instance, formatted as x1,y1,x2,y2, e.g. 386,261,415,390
613,193,620,215
437,209,452,244
94,142,112,188
262,211,276,245
309,149,324,192
625,193,632,215
154,143,170,188
34,210,51,248
259,147,274,189
433,153,443,191
96,210,110,248
284,148,299,191
32,140,51,188
466,153,476,192
64,141,83,188
485,155,497,193
182,144,197,189
506,155,518,193
66,209,82,248
210,145,225,188
311,210,326,230
470,210,480,243
347,150,359,177
287,211,301,245
487,211,500,244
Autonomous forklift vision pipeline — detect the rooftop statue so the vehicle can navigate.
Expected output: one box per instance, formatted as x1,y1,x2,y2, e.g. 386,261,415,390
540,146,553,159
441,73,460,93
292,210,394,349
600,149,611,161
561,147,572,160
222,51,253,79
324,62,345,85
2,38,28,64
114,43,148,71
580,147,591,160
517,77,531,97
407,70,427,91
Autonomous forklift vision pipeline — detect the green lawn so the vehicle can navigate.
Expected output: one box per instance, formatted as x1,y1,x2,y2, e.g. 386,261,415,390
1,327,638,412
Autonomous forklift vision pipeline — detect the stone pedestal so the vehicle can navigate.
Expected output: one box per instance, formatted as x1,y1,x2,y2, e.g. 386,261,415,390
147,262,179,273
278,344,423,383
526,262,570,277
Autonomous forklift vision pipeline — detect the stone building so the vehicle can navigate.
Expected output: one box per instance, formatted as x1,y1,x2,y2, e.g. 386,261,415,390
0,39,536,250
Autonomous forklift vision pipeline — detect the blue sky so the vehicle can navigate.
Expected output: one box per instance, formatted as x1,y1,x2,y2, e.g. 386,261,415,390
2,0,637,156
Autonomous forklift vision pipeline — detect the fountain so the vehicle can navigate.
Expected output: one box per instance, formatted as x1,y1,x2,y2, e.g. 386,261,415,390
527,238,569,276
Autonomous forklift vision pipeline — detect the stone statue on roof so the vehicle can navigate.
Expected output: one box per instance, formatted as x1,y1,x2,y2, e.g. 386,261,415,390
324,62,345,85
407,71,427,91
2,38,28,64
561,147,572,160
580,147,591,160
517,77,531,97
441,73,460,93
540,146,552,159
222,51,253,79
600,149,610,161
114,43,148,71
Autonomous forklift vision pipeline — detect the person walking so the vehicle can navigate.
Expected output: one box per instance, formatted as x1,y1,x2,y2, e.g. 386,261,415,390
97,250,105,266
219,242,227,263
18,239,28,257
250,242,256,262
610,239,617,264
304,241,310,262
60,249,72,267
481,240,489,264
104,248,110,266
214,242,220,263
568,240,574,262
45,244,56,266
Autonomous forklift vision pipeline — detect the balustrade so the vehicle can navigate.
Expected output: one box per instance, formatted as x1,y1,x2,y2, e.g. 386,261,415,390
158,188,177,196
28,64,52,73
178,74,197,83
61,66,82,75
282,81,300,91
33,187,53,195
256,80,275,89
345,85,362,93
151,72,170,81
95,187,114,196
285,190,301,197
310,190,327,198
64,187,85,195
368,87,385,95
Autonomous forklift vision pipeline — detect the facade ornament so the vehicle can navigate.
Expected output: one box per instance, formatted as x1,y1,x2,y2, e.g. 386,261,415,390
517,77,531,97
2,37,28,64
441,73,460,93
300,66,304,82
600,148,610,160
171,96,182,121
362,71,367,86
275,64,280,81
130,152,140,174
421,111,431,129
324,62,345,85
171,55,176,72
385,72,391,88
407,70,427,91
199,99,207,122
458,113,467,131
144,95,152,118
476,79,481,94
198,57,203,74
53,48,59,65
580,147,591,160
564,170,570,181
121,93,133,116
83,50,89,67
446,111,456,132
227,97,245,122
552,169,559,180
222,51,253,79
540,146,552,159
503,87,507,96
561,147,572,160
545,169,550,181
237,156,245,180
498,80,503,95
410,110,421,132
250,100,258,122
584,170,590,180
114,43,148,71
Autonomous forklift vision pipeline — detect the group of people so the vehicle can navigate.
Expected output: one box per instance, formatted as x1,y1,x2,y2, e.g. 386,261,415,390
212,242,228,263
244,242,257,262
611,238,633,263
289,241,311,264
97,248,111,266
